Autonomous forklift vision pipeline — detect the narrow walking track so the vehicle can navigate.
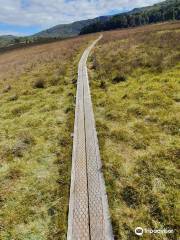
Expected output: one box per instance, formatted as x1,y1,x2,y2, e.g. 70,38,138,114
67,36,114,240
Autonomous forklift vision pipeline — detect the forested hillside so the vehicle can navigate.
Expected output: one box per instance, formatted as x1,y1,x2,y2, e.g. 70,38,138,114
80,0,180,34
35,16,110,38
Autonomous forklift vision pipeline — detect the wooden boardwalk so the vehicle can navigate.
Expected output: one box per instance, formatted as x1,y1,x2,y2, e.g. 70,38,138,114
67,36,114,240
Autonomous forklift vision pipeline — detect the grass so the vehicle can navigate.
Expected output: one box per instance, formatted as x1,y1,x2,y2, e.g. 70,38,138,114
89,22,180,240
0,35,96,239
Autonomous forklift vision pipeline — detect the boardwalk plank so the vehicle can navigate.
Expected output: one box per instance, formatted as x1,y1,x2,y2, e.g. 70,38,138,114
67,36,114,240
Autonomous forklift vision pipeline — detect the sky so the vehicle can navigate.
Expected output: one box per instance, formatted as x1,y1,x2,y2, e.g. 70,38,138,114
0,0,163,36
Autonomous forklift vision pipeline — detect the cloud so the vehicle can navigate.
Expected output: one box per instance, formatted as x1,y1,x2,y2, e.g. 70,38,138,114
0,0,163,29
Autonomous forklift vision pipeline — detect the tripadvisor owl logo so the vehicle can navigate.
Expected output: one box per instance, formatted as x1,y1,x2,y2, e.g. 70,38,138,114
135,227,144,236
135,227,174,236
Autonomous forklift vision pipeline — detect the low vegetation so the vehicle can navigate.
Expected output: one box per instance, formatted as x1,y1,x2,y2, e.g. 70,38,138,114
0,35,95,239
89,22,180,240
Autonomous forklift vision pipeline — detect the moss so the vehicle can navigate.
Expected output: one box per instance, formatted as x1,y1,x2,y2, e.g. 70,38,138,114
89,23,180,240
0,34,96,239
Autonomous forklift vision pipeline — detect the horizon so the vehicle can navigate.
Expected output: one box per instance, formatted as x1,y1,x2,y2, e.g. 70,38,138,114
0,0,164,37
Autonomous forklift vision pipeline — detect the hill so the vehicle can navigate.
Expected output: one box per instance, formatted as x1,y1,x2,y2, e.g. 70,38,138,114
34,16,110,38
0,35,17,47
80,0,180,34
0,35,35,49
0,0,179,49
0,17,109,49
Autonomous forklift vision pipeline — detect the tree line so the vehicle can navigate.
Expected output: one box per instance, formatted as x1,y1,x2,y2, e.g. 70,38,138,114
80,0,180,34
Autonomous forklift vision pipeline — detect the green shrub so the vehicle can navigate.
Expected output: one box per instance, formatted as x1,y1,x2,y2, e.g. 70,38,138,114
12,141,27,157
49,74,60,86
2,84,11,93
33,79,45,88
148,196,163,222
18,131,35,145
99,80,107,89
112,75,126,83
121,186,140,208
110,128,130,142
8,94,18,101
7,167,23,180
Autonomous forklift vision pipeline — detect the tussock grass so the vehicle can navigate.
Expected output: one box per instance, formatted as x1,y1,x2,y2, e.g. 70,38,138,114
0,35,96,239
89,22,180,240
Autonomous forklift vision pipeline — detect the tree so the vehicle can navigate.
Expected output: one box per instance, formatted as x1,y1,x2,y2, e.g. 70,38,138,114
14,38,20,44
128,15,136,27
79,0,180,35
